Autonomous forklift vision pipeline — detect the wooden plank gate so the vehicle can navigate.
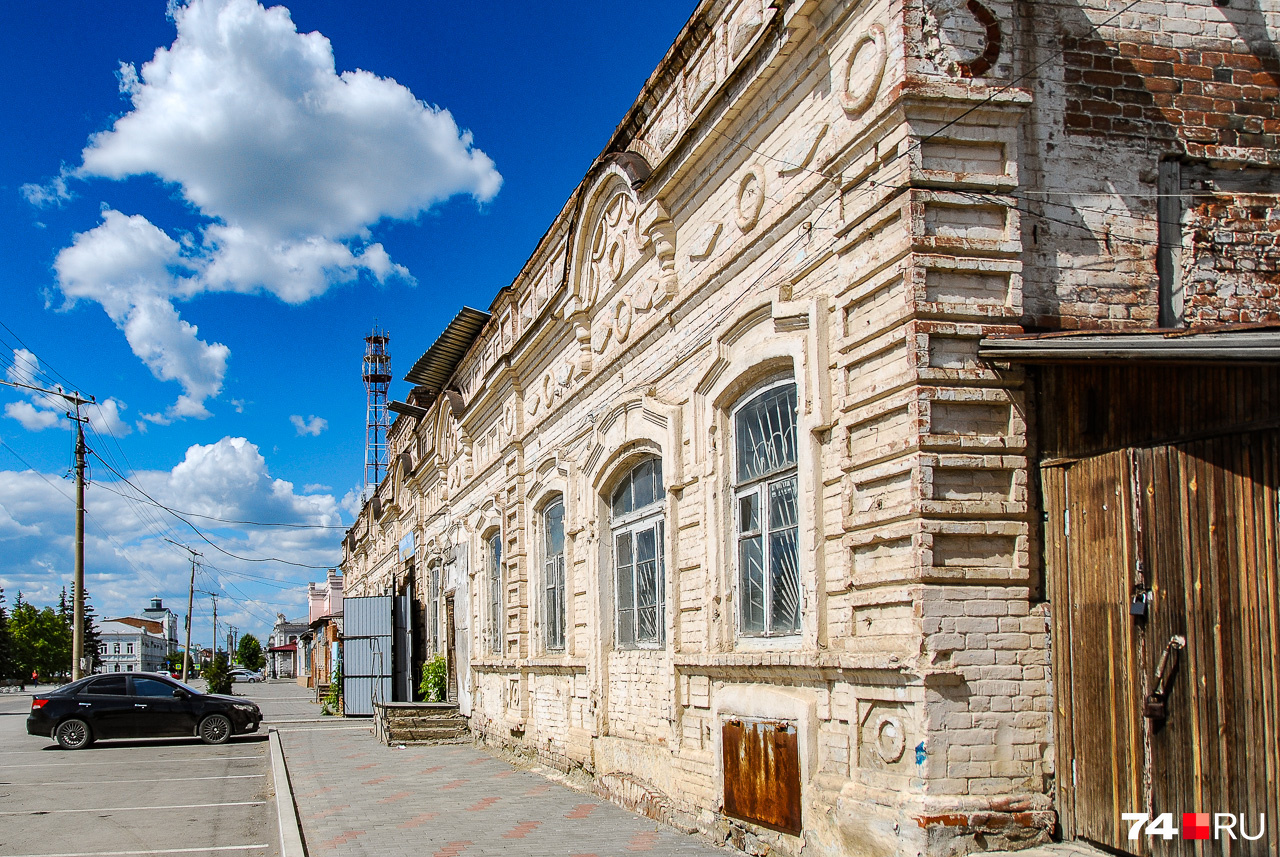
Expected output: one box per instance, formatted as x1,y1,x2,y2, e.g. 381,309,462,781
1045,428,1279,856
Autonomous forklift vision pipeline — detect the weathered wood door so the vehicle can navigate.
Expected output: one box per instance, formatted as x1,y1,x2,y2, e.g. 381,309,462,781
444,594,458,704
1044,450,1147,853
1045,430,1279,856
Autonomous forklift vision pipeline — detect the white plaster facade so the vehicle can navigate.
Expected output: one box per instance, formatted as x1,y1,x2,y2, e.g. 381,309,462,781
97,619,168,674
340,0,1280,854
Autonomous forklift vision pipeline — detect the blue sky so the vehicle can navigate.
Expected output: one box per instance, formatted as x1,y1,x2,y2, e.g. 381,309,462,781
0,0,694,646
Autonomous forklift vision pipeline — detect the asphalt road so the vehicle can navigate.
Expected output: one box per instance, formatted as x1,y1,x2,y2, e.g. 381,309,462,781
0,680,281,857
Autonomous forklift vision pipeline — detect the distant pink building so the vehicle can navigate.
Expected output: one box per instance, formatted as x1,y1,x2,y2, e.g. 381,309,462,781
298,569,343,690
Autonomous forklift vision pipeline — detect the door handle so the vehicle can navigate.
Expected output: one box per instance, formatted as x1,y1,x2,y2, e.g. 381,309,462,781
134,703,148,708
78,702,91,707
1143,634,1186,720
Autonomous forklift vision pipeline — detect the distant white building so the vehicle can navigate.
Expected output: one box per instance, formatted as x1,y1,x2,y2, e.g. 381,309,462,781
141,597,179,654
97,619,168,674
267,613,308,679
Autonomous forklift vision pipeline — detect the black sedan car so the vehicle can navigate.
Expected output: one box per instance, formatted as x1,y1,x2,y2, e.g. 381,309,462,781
27,673,261,749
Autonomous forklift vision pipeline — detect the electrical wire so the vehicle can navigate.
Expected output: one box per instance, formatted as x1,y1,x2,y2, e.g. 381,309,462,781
92,480,345,530
88,451,337,569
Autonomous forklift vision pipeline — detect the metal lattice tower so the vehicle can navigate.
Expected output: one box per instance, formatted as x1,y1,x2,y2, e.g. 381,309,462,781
363,327,392,491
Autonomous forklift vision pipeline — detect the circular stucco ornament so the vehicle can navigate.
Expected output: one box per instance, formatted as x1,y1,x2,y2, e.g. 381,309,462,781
840,24,887,118
736,166,766,232
874,714,906,764
614,298,633,343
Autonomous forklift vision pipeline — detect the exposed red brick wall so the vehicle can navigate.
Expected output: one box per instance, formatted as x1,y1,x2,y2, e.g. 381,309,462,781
1184,199,1280,325
1062,34,1280,162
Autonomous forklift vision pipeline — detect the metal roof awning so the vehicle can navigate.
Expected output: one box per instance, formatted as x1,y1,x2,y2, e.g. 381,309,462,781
979,326,1280,364
268,643,297,652
389,400,429,419
404,307,491,390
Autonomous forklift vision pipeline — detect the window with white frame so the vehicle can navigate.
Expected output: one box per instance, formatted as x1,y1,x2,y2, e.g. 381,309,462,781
427,562,440,656
113,643,120,654
485,533,503,655
734,381,801,636
127,643,134,654
611,458,665,648
543,499,566,651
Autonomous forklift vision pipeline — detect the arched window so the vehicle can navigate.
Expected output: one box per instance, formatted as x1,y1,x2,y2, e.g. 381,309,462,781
543,499,566,651
427,561,441,656
734,381,801,636
485,532,503,655
611,458,665,648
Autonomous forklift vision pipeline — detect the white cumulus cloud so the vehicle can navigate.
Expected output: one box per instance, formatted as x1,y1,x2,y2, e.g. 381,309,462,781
0,436,343,635
290,414,327,436
43,0,501,419
4,401,61,432
1,348,133,436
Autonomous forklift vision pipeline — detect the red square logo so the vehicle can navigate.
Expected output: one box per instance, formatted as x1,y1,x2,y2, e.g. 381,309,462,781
1183,813,1212,840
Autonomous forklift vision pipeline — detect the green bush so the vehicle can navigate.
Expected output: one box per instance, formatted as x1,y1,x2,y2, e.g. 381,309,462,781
419,655,447,702
204,653,233,695
321,665,342,715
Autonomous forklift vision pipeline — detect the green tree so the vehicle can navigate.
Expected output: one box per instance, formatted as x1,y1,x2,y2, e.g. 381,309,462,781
204,651,233,695
11,596,71,680
56,586,101,675
0,588,12,680
235,633,265,672
82,593,101,673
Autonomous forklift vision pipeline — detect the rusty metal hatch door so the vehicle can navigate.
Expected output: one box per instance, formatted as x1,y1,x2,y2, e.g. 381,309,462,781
723,718,802,835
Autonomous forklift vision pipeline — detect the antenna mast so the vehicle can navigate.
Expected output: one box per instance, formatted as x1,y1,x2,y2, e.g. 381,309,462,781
363,327,391,492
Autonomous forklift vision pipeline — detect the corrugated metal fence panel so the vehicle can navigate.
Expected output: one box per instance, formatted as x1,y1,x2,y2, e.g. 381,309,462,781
346,595,392,640
722,719,801,836
343,595,392,717
343,676,389,717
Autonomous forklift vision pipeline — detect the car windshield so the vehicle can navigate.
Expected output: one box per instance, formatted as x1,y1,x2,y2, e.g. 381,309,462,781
166,677,201,694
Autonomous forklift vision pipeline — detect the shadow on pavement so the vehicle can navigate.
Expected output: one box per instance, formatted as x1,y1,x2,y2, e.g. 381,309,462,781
32,733,269,750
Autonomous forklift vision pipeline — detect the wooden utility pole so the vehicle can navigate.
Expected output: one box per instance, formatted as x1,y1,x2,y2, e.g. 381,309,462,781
211,594,218,656
167,541,201,683
71,405,87,680
0,379,95,680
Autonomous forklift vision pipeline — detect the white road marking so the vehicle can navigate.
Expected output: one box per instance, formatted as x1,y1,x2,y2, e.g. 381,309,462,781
0,800,265,816
2,846,268,857
1,755,262,769
5,774,265,786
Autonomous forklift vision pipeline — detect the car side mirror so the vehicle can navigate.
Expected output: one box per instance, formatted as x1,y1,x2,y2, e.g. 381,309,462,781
173,689,190,699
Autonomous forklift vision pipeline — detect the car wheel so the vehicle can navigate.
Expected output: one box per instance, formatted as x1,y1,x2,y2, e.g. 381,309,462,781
198,713,233,745
55,718,93,750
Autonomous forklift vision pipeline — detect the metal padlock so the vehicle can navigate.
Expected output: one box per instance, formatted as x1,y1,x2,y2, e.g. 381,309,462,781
1143,694,1167,720
1129,592,1147,617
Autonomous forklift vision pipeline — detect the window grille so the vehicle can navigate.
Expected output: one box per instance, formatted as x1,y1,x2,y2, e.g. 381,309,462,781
734,382,801,636
611,458,665,648
543,499,566,651
428,563,440,656
486,533,503,655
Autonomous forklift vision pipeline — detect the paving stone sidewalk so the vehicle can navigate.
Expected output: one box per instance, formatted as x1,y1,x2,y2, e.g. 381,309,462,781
277,725,735,857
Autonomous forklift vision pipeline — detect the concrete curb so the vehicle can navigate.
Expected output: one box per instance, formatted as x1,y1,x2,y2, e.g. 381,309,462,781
269,727,308,857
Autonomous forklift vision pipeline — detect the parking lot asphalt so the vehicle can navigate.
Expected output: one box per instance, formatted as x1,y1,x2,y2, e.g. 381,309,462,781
0,678,327,857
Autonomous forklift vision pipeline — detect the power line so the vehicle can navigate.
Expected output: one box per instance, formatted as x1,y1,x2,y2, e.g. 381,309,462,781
89,450,335,569
92,480,345,530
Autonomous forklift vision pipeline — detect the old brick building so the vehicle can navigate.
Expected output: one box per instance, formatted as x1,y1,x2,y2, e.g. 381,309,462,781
341,1,1279,855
